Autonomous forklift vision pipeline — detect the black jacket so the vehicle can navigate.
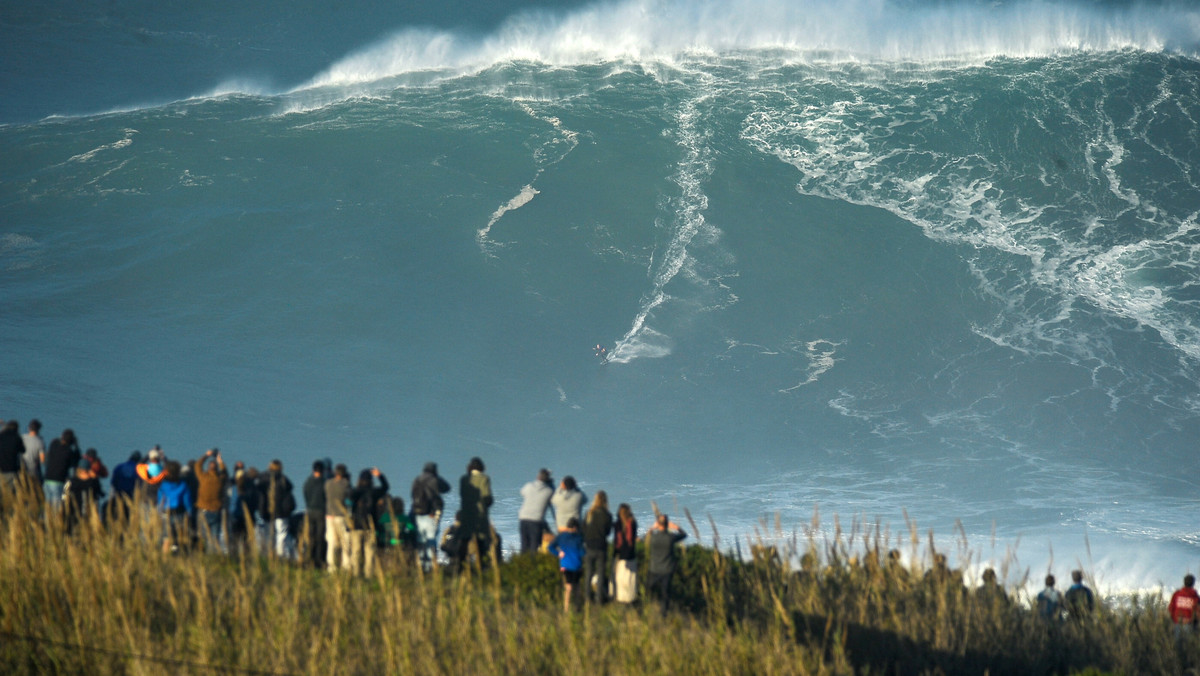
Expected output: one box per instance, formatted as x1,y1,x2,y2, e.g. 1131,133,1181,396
0,428,23,474
257,471,295,520
350,474,389,530
43,438,80,483
613,518,639,560
410,463,451,516
583,508,613,550
303,474,326,513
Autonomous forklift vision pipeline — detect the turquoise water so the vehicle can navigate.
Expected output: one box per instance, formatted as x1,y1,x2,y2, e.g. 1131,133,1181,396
3,0,1200,589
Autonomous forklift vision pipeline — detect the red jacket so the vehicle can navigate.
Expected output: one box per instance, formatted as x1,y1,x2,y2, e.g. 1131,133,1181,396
1170,587,1200,624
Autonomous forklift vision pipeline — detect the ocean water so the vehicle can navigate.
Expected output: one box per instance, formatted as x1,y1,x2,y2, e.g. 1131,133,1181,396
4,0,1200,592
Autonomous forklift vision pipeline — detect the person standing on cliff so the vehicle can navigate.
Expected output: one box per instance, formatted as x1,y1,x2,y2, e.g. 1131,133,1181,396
411,462,451,571
583,490,613,604
324,464,352,571
1170,575,1200,633
348,467,389,577
518,468,554,554
612,503,639,604
1036,574,1064,623
1064,569,1095,620
257,459,295,558
548,517,586,612
195,449,228,553
551,476,586,532
457,457,494,569
1171,574,1200,669
645,512,687,615
302,460,328,568
0,420,23,494
42,429,80,511
20,419,43,488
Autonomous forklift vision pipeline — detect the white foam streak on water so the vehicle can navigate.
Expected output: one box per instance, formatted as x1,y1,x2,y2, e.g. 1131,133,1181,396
477,184,539,255
62,131,136,165
610,94,717,363
778,340,843,393
477,103,578,256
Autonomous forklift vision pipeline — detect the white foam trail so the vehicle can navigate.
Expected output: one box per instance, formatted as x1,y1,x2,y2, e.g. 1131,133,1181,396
296,0,1200,92
476,104,579,256
609,94,716,364
779,339,843,393
477,184,540,255
65,134,135,164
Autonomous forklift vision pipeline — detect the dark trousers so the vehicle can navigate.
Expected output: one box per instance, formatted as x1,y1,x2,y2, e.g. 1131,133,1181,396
584,547,609,602
519,519,545,554
306,511,326,568
649,570,674,614
453,528,494,570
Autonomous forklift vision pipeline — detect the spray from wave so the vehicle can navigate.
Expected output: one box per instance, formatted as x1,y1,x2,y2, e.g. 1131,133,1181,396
297,0,1200,91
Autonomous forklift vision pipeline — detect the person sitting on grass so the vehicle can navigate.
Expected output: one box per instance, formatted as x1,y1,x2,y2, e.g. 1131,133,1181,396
548,517,586,612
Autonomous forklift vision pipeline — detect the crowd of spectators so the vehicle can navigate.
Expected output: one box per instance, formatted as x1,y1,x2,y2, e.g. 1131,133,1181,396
2,417,1198,624
0,418,694,611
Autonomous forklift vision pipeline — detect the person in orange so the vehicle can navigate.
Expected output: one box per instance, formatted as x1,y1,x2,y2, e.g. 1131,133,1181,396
135,448,168,519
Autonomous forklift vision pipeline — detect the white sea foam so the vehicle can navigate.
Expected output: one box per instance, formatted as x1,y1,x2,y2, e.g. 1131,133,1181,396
779,339,843,393
477,184,540,254
738,58,1200,377
294,0,1200,93
656,466,1200,598
610,92,725,363
65,132,135,164
477,102,578,255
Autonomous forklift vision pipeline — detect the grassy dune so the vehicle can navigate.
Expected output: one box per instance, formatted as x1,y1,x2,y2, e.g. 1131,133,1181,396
0,489,1191,675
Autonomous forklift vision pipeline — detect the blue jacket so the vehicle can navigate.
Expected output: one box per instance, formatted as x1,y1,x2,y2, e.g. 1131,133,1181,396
110,460,140,496
158,479,193,516
548,530,585,572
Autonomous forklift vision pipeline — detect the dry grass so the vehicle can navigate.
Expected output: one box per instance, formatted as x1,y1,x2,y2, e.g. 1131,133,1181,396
0,484,1192,675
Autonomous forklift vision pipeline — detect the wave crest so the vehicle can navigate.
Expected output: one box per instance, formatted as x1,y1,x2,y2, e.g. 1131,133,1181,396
299,0,1200,89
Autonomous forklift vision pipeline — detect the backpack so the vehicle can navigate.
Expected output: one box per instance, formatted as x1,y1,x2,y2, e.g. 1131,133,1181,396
411,476,434,515
280,488,296,516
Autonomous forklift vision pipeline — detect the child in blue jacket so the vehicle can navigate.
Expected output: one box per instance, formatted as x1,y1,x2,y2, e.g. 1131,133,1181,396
548,517,585,612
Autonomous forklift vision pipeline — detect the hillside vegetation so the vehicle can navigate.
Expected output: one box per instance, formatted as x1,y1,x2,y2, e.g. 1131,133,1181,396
0,491,1189,675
